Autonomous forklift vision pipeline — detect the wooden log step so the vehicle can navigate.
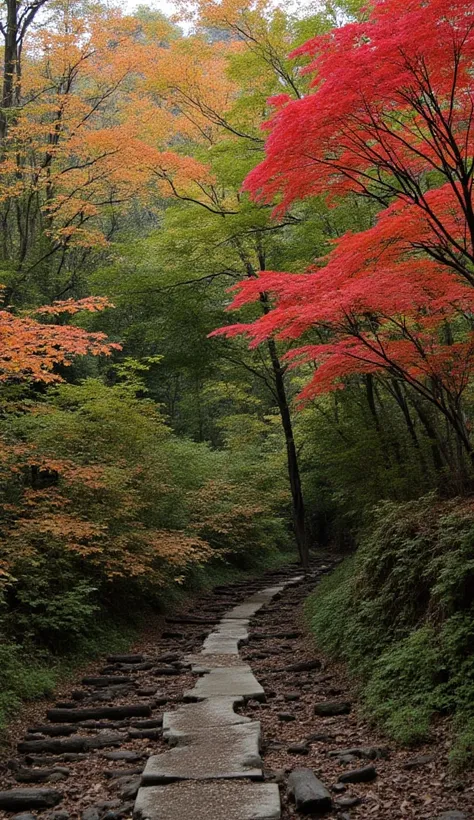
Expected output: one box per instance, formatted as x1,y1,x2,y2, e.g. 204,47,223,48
18,733,123,755
0,789,63,810
129,718,163,729
14,768,69,784
47,704,152,723
151,667,181,677
165,616,216,625
24,754,87,765
82,676,134,687
27,725,77,737
106,655,144,664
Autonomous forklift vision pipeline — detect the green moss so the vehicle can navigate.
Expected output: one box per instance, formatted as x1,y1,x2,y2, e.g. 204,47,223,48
306,495,474,768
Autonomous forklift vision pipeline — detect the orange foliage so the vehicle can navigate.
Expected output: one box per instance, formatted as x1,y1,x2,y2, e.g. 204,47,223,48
0,292,119,384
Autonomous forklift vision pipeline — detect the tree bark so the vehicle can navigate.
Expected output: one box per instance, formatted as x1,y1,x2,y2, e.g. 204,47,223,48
266,333,309,569
0,0,19,139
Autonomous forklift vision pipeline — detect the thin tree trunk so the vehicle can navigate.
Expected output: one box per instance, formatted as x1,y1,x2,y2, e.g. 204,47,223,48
0,0,19,139
265,333,309,569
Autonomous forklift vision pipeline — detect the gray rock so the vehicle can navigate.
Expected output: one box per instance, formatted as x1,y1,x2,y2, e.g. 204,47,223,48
277,713,296,722
338,765,377,784
106,655,144,664
331,783,346,793
288,768,332,814
285,660,321,673
336,796,362,808
45,774,68,783
287,744,309,755
47,705,151,723
104,768,143,779
102,751,143,762
314,701,352,716
0,791,63,811
403,754,435,769
117,777,141,800
18,733,122,755
81,808,101,820
11,814,37,820
338,754,359,765
435,814,467,820
96,801,121,810
46,812,69,820
328,746,387,760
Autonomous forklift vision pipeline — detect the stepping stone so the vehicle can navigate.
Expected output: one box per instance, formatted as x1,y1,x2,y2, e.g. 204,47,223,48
216,620,250,636
201,619,250,655
134,781,280,820
163,696,251,741
186,654,245,671
225,603,268,620
184,666,265,701
141,723,262,783
201,634,240,655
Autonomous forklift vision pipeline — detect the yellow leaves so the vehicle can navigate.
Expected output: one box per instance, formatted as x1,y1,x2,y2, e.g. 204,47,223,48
15,513,106,541
34,297,115,316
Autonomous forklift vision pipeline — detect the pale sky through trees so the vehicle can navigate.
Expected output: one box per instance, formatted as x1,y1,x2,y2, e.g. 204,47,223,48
118,0,317,20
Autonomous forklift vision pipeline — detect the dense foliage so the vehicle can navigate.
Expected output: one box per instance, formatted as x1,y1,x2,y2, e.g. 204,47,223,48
306,496,474,768
1,0,474,760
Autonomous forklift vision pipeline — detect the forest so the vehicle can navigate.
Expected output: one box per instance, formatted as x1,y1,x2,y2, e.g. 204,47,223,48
0,0,474,816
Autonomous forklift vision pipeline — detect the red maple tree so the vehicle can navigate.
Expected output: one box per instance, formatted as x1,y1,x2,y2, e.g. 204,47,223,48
214,0,474,462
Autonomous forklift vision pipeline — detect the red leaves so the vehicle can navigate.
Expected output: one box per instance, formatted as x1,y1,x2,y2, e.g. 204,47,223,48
214,0,474,418
245,0,474,213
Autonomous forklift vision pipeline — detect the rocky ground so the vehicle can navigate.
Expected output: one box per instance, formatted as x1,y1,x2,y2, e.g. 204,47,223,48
239,569,474,819
0,558,472,820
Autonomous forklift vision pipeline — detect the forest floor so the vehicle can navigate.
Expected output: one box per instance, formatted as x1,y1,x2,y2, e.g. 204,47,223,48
0,558,472,819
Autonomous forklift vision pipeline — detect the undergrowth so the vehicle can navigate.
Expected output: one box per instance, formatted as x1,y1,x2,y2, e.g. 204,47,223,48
305,494,474,770
0,546,296,732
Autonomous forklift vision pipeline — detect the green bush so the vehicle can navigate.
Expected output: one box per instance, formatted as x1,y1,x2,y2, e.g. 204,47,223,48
306,495,474,768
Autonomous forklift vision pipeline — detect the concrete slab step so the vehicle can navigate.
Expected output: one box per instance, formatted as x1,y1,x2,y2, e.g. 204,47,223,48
163,696,251,742
141,723,262,784
134,781,280,820
184,666,264,701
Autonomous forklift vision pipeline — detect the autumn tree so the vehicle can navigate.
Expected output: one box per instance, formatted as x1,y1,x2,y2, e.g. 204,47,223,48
216,0,474,473
120,2,338,567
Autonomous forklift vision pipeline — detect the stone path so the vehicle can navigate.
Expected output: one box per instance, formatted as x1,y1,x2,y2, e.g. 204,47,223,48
133,578,303,820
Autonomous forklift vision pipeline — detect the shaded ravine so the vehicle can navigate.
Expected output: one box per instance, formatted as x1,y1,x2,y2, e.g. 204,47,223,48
238,570,474,820
0,564,312,820
134,577,305,820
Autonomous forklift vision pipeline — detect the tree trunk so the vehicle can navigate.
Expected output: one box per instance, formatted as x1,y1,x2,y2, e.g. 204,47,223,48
1,0,19,139
266,334,309,569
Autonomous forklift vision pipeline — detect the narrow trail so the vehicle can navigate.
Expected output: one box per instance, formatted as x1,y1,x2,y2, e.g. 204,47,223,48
0,559,471,820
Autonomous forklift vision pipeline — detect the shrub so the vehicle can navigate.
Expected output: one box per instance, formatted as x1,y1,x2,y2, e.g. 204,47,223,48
306,494,474,767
